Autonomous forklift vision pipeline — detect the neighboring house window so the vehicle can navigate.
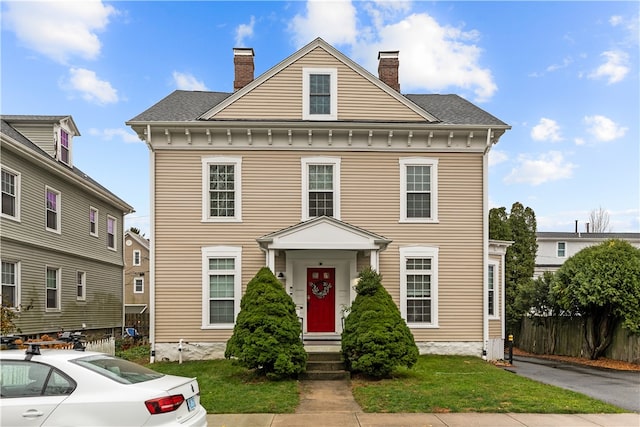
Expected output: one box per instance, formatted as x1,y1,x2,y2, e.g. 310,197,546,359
107,216,116,250
301,157,341,220
133,250,141,266
302,68,337,120
202,246,241,328
201,157,242,222
134,277,144,293
557,242,566,257
76,271,86,301
399,158,438,223
1,166,20,220
400,246,439,327
45,187,61,233
59,129,70,165
488,263,498,318
46,267,60,311
89,207,98,236
1,261,19,308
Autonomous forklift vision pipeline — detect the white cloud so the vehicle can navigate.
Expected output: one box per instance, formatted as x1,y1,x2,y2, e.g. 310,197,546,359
546,57,572,72
88,128,140,143
63,68,118,104
531,118,562,142
589,50,629,84
609,15,623,27
289,0,358,48
3,0,116,64
172,72,208,91
584,115,627,142
505,151,576,186
488,149,508,167
235,16,255,47
574,137,586,146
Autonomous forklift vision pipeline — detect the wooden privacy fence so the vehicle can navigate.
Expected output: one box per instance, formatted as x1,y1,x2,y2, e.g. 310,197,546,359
125,313,150,338
518,316,640,364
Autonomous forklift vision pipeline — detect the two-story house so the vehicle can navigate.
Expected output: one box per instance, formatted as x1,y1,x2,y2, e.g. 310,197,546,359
1,115,134,339
126,38,511,361
124,229,150,336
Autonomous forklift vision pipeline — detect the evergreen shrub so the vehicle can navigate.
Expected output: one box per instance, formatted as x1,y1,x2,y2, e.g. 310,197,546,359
225,267,307,379
341,267,418,378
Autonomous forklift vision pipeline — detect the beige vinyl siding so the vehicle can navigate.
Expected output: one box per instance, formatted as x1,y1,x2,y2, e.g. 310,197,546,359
154,149,484,342
214,47,424,122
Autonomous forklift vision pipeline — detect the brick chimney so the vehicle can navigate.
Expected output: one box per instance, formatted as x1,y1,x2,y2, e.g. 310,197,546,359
378,51,400,92
233,47,254,91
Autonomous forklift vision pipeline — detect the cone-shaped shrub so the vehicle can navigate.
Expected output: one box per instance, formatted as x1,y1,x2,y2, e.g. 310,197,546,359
225,267,307,379
341,267,418,378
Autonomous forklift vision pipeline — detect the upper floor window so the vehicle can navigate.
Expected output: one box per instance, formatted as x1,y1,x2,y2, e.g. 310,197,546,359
46,266,60,311
488,263,498,318
59,129,70,165
201,157,242,222
400,158,438,223
76,271,86,301
45,187,61,233
400,246,439,328
1,260,19,308
133,250,141,266
202,246,242,328
89,207,98,236
134,277,144,293
301,157,341,221
557,242,566,258
107,216,116,250
303,68,337,120
1,166,20,221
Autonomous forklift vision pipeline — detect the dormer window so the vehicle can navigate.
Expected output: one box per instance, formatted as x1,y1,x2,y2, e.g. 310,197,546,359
303,68,337,120
59,129,70,165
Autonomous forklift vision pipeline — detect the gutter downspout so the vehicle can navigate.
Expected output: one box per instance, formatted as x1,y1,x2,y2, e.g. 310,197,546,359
147,124,157,363
482,129,491,360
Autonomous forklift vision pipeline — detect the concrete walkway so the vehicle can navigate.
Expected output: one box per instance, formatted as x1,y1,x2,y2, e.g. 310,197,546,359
206,379,639,427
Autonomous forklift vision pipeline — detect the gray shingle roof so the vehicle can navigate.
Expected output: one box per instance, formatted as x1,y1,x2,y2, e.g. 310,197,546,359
537,232,640,239
405,94,508,126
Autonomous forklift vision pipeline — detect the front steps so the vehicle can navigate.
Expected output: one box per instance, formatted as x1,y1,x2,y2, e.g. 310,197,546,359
301,351,350,381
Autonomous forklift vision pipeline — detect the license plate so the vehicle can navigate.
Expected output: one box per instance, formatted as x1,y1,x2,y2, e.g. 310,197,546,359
187,396,196,411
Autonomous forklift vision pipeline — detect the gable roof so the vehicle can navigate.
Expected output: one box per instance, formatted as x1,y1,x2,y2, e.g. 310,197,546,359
2,114,81,135
128,91,232,122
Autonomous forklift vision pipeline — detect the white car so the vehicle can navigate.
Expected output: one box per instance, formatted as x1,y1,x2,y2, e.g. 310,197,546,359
0,344,207,426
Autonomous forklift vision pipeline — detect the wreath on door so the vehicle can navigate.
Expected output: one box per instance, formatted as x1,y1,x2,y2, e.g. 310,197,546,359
309,280,332,299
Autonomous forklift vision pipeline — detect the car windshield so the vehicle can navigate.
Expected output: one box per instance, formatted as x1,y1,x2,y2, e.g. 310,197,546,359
72,355,164,384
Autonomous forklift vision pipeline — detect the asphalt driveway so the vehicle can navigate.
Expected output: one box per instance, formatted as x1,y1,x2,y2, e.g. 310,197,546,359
504,355,640,412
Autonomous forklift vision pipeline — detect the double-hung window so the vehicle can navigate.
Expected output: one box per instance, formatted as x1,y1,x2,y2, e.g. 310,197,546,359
46,267,60,311
89,207,98,236
76,271,86,301
1,166,20,220
400,246,439,327
557,242,566,258
301,157,340,221
202,157,242,222
1,261,19,308
400,158,438,223
202,246,241,328
107,216,116,250
45,187,61,233
134,277,144,293
303,68,337,120
133,250,141,266
488,263,498,318
59,129,70,165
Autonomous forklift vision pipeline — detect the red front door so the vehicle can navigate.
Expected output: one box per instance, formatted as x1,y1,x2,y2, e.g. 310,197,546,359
307,268,335,332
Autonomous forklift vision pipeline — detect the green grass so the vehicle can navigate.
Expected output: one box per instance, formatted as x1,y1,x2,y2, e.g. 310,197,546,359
351,356,626,414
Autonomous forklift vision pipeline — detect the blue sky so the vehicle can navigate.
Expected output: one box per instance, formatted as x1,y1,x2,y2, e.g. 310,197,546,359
2,1,638,236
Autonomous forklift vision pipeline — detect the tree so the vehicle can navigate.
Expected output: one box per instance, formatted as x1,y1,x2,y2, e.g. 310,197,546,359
551,239,640,360
341,267,418,378
588,206,611,232
225,267,307,379
127,227,145,237
489,207,511,240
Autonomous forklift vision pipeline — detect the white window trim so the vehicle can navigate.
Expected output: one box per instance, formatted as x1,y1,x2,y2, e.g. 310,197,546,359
1,260,20,309
302,68,337,120
201,246,242,329
399,158,439,223
557,241,567,258
301,156,341,221
201,156,242,223
1,165,21,222
45,266,61,312
133,250,141,266
107,215,117,251
488,261,499,319
89,206,99,237
399,246,439,328
57,127,72,166
76,271,86,301
134,277,144,294
45,186,61,234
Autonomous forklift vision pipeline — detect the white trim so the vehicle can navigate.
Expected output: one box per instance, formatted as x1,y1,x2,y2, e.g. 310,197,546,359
399,246,439,328
302,68,337,120
133,250,141,266
487,262,499,319
201,246,242,329
399,158,438,223
201,156,242,222
556,241,567,258
44,186,61,234
106,215,117,251
134,276,144,294
1,260,21,309
301,156,341,221
76,270,86,301
1,165,21,222
45,265,61,312
89,206,99,237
